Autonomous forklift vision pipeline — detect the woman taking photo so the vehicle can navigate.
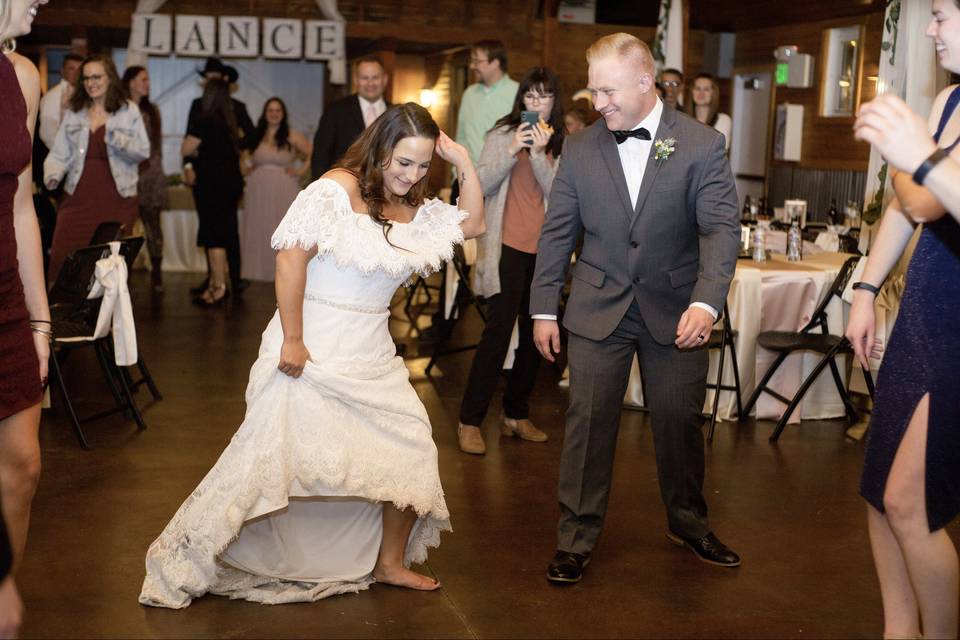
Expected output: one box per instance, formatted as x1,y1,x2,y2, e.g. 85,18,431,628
240,97,311,282
0,0,52,633
140,103,483,607
846,1,960,636
123,65,168,292
44,54,150,282
456,66,564,455
181,79,244,305
690,72,731,152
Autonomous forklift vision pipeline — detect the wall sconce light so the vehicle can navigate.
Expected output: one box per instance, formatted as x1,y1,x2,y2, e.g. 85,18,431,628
419,88,436,108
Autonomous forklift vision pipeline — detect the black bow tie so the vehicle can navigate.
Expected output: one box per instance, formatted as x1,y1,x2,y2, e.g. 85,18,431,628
612,127,651,144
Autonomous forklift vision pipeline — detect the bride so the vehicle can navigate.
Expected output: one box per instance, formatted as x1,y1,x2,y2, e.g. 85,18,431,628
139,103,484,608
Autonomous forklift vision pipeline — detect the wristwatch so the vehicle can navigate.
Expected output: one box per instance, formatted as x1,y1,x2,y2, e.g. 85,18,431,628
852,281,881,296
912,147,948,185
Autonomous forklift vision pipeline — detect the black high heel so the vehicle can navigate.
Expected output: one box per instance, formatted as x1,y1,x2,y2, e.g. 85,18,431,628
195,284,229,306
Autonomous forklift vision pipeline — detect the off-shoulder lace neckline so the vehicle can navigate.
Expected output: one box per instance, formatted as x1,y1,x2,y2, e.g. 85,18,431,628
319,177,422,225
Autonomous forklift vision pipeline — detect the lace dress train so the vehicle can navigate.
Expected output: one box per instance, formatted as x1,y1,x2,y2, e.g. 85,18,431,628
140,178,466,608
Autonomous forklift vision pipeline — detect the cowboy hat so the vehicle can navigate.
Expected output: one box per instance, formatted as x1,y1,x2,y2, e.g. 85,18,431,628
197,57,239,84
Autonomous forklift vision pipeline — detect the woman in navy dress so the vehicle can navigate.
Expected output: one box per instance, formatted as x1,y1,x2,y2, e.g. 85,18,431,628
846,2,960,636
0,0,52,634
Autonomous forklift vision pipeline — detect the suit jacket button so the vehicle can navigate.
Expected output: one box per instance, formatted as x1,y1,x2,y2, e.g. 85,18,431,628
630,241,638,248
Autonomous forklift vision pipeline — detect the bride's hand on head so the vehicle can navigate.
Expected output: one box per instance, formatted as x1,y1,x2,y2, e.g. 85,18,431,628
434,132,471,170
278,338,311,378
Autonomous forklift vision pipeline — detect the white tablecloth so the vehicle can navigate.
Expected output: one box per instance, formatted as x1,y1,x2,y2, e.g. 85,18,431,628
624,252,856,424
160,208,246,273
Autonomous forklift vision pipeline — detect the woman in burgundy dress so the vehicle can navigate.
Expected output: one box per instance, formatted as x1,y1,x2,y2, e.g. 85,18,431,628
43,54,149,283
0,0,52,628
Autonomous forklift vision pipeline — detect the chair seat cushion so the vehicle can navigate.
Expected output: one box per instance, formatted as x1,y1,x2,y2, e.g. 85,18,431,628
757,331,845,354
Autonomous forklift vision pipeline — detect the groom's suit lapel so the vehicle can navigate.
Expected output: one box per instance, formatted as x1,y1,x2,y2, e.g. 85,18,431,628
598,128,635,224
631,104,678,224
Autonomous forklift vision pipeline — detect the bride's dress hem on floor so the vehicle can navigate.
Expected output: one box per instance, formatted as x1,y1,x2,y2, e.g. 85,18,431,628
139,178,466,608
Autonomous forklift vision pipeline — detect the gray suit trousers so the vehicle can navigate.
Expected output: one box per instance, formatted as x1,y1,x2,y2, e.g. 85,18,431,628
558,300,710,555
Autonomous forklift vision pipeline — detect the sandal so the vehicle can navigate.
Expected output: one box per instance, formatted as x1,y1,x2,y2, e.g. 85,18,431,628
196,284,229,306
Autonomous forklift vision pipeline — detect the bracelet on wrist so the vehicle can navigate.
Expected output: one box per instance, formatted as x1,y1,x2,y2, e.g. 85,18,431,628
31,327,54,342
852,281,881,296
29,319,52,325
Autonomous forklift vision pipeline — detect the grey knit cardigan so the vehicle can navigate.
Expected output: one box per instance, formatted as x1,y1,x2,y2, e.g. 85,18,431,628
471,125,560,298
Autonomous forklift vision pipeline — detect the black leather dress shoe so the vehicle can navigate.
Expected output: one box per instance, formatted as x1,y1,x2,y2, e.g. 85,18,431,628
667,531,741,567
546,550,591,584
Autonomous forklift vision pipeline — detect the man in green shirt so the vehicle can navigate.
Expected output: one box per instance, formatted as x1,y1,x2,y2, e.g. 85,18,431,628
455,40,520,172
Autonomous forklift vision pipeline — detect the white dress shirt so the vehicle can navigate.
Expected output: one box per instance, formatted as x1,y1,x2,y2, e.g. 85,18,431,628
359,95,387,128
39,80,70,150
533,98,718,321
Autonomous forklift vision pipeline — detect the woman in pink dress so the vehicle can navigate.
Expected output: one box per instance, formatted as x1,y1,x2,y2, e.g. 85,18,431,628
241,98,311,282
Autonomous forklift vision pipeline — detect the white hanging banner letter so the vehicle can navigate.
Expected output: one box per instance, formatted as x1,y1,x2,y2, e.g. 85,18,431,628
218,16,259,57
131,13,172,55
262,18,302,59
304,20,343,61
175,15,215,57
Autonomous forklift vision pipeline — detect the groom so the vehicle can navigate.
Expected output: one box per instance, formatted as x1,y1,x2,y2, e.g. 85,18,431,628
530,33,741,583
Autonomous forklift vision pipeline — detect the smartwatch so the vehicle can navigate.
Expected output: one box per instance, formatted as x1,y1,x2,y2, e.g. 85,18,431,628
913,148,948,185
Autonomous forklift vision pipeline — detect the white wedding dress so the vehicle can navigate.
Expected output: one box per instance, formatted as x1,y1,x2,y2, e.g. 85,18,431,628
139,178,465,608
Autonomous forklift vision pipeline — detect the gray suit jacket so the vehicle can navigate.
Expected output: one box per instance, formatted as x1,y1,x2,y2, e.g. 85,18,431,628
529,104,740,346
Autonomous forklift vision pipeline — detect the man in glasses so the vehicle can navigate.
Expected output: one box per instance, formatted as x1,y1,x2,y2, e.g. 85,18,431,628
420,40,519,344
660,68,685,112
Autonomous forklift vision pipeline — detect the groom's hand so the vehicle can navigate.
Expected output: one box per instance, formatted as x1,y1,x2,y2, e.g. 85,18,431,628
675,307,714,350
533,319,561,363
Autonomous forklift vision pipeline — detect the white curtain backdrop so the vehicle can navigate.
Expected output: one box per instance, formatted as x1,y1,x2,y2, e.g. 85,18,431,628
113,50,325,176
861,0,945,242
653,0,684,74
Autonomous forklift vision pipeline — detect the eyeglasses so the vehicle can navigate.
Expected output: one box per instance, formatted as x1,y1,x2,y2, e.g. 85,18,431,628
523,92,555,103
661,80,682,88
82,74,105,83
470,57,489,65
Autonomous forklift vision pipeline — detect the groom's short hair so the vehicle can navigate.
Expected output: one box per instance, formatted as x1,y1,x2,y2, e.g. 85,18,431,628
586,33,654,77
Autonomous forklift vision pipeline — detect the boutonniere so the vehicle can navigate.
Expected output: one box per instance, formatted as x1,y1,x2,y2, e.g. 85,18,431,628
654,137,677,164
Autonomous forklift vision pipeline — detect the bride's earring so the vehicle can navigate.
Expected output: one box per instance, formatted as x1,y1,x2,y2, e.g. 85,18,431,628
1,39,16,54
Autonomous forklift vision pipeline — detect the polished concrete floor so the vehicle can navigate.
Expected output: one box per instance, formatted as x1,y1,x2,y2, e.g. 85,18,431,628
17,272,954,638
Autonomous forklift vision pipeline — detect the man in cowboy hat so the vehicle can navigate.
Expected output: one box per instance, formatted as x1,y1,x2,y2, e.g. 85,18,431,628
183,57,255,296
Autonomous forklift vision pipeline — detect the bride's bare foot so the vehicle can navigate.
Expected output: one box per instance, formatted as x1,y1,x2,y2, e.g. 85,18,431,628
372,564,440,591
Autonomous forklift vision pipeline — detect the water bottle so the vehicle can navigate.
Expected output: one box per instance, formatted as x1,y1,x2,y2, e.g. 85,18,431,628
752,226,767,262
787,221,801,262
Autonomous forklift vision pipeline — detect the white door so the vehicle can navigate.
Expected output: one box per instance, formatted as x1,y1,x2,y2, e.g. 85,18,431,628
730,71,772,211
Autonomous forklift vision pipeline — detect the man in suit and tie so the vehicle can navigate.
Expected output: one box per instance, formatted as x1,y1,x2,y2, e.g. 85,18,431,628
530,33,742,584
310,56,390,180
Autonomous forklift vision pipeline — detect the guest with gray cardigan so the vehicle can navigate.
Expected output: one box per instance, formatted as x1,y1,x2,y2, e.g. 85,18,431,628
457,67,565,455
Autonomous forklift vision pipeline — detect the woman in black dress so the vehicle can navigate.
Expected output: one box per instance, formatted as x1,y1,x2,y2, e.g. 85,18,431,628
182,79,244,306
846,2,960,636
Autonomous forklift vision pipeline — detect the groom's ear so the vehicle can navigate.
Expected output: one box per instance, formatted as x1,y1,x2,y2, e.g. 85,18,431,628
637,72,655,94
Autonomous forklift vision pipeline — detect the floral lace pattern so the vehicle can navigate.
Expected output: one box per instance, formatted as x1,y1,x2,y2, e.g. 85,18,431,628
139,177,466,609
270,178,469,279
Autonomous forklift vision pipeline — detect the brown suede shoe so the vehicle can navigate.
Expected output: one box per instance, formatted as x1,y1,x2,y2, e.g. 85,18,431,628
501,415,548,442
458,423,486,455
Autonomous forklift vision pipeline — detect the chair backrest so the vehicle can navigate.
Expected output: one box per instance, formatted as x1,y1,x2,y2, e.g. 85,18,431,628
87,222,123,246
801,256,861,334
48,236,146,311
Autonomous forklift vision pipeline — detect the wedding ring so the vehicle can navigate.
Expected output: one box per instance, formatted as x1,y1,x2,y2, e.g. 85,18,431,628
696,334,705,342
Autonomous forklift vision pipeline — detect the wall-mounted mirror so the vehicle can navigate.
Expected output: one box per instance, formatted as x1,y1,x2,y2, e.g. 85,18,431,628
819,24,865,118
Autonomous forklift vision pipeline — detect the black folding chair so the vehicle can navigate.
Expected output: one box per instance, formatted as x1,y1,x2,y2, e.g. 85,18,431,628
741,256,864,442
705,302,743,442
87,221,122,245
47,237,161,448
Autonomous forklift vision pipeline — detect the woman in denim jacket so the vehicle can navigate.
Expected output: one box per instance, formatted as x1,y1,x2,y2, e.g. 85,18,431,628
43,54,149,281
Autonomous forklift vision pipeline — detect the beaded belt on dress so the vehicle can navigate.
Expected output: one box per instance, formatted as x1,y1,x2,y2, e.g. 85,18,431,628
303,292,385,314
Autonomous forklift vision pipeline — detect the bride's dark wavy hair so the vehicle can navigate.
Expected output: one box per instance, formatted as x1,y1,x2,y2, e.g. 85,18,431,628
335,103,439,244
